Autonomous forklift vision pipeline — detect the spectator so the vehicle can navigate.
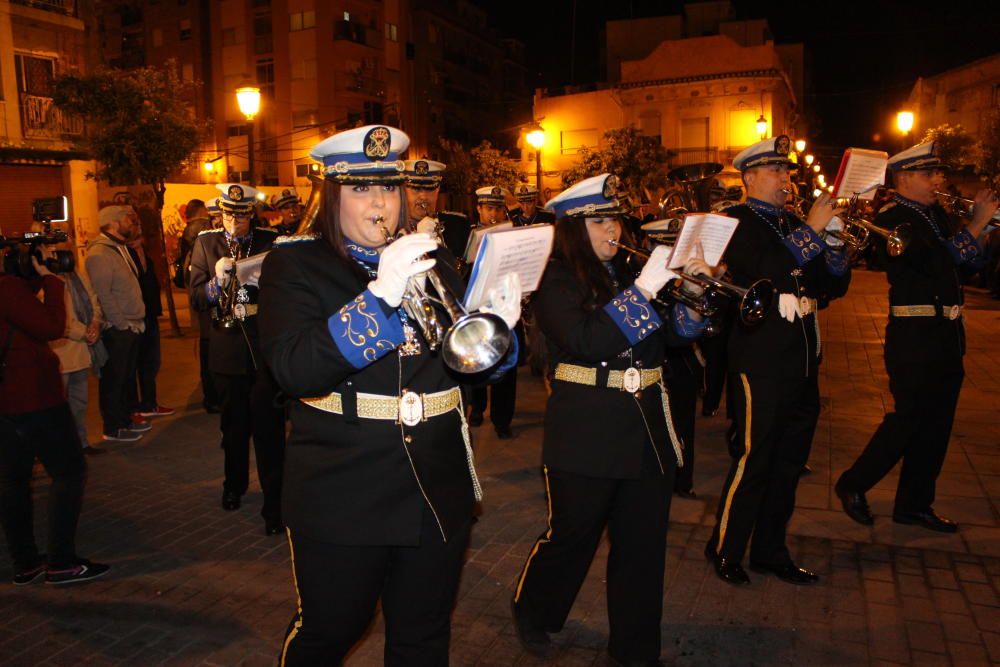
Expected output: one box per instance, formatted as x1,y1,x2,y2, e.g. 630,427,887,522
46,235,108,454
177,199,220,412
127,233,173,419
0,245,110,585
85,205,151,443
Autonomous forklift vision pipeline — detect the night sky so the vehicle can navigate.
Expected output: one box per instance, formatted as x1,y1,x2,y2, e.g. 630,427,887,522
481,0,1000,157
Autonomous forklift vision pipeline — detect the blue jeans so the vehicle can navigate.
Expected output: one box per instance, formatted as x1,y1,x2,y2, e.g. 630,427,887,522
62,369,90,448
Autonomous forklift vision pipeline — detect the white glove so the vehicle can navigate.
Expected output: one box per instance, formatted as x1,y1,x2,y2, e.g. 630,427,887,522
481,273,523,329
824,216,846,248
215,257,235,285
778,293,802,323
415,216,438,235
368,233,438,307
634,245,678,296
245,267,262,288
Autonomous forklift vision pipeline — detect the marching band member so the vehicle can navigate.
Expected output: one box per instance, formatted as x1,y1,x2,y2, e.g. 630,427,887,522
259,125,521,665
836,142,996,532
402,158,471,259
511,173,708,666
706,136,851,586
470,185,518,437
188,183,285,535
509,183,555,226
269,188,303,236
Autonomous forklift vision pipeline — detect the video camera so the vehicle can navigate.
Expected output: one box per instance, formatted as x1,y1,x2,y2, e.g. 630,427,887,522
0,197,75,279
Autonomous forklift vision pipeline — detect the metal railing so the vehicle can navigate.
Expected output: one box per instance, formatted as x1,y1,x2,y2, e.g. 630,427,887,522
11,0,76,17
20,94,84,139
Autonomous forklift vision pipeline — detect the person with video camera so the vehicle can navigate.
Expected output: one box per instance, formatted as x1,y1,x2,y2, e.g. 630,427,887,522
0,237,110,585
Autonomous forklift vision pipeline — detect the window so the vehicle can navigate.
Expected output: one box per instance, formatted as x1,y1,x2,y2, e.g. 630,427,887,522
15,54,55,96
179,18,192,40
228,169,250,182
152,28,163,47
256,59,275,98
290,11,315,31
227,123,248,137
292,109,317,128
296,164,319,177
254,14,273,54
181,62,194,81
222,28,236,46
343,11,350,21
364,101,383,124
384,23,397,41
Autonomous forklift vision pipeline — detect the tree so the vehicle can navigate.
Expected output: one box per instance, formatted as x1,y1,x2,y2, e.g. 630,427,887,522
975,110,1000,187
53,61,207,335
438,138,522,211
561,127,675,202
920,123,976,172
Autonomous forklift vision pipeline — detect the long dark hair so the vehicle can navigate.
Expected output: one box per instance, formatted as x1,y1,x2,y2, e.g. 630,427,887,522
315,179,407,284
552,215,635,309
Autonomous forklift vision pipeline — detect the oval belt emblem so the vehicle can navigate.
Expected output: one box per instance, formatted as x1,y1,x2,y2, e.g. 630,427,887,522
233,303,247,320
622,367,642,394
399,390,423,426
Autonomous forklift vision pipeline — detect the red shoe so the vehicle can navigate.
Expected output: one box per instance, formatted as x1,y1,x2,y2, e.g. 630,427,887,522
138,405,175,418
129,413,149,425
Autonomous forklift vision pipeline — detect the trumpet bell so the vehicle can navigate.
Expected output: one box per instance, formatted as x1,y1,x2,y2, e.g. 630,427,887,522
441,312,512,374
886,223,911,257
740,280,775,325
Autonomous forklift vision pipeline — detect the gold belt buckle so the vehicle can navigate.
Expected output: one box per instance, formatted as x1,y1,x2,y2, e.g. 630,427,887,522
233,303,247,320
948,305,961,320
799,296,812,316
622,367,641,393
398,390,423,426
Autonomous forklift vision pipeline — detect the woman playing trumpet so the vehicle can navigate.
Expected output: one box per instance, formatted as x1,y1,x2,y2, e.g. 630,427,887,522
259,125,521,665
510,173,710,666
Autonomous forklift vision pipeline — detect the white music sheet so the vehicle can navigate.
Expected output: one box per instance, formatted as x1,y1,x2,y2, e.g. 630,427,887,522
667,213,739,269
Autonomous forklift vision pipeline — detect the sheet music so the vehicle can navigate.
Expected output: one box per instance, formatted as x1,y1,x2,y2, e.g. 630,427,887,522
463,221,513,262
667,213,738,269
463,224,554,311
831,148,888,201
235,251,268,286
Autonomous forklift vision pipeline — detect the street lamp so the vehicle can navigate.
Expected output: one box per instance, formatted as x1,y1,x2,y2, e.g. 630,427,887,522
236,85,261,187
525,124,545,192
794,139,806,153
896,111,914,134
804,154,815,166
755,114,768,139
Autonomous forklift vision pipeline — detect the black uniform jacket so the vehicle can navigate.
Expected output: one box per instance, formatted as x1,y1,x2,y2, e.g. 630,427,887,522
876,200,983,368
258,236,476,546
724,203,851,378
535,257,694,480
511,207,555,226
189,226,279,375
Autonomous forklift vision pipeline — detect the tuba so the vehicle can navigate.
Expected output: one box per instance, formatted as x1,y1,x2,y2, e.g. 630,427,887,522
293,174,325,236
376,217,512,374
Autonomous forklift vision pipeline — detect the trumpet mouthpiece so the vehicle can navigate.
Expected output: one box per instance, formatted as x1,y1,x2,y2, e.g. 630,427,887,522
373,215,385,225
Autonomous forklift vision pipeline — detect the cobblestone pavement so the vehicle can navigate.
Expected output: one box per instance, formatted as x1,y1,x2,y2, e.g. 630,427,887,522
1,270,998,666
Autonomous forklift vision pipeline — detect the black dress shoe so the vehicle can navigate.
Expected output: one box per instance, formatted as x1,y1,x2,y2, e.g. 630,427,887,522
704,542,750,585
221,491,241,511
674,488,698,499
496,425,513,439
892,510,958,533
510,599,549,656
468,411,484,427
749,561,819,585
203,402,221,414
265,517,285,536
835,478,874,526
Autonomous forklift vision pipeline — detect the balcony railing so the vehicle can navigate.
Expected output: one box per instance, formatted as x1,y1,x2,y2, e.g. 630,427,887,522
20,94,84,139
11,0,77,17
333,20,383,49
334,73,385,98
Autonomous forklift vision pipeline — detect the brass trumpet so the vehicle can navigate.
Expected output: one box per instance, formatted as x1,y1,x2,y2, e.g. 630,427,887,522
606,239,774,326
782,189,910,257
376,217,512,374
934,190,1000,223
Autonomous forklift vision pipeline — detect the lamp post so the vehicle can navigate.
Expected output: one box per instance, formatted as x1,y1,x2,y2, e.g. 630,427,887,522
526,124,545,193
756,114,768,139
794,139,806,153
236,86,261,186
896,110,914,151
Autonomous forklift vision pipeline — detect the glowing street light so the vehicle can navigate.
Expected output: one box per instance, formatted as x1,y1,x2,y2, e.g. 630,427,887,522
804,154,815,166
525,123,545,191
756,114,768,139
236,85,262,186
795,139,806,153
896,111,914,134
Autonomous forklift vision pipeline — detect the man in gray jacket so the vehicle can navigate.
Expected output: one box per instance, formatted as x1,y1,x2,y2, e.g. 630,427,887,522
85,205,151,442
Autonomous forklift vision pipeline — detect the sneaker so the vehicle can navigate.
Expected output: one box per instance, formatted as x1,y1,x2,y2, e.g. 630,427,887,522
138,405,175,418
125,420,152,433
129,413,149,425
102,429,143,443
13,561,47,586
45,559,110,585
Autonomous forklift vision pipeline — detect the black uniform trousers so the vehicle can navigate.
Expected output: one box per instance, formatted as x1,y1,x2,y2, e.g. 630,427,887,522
513,447,673,664
0,404,85,570
839,357,964,515
98,328,140,435
711,371,819,566
214,365,284,520
471,367,516,429
197,310,220,408
132,313,161,412
279,507,471,667
665,352,699,493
